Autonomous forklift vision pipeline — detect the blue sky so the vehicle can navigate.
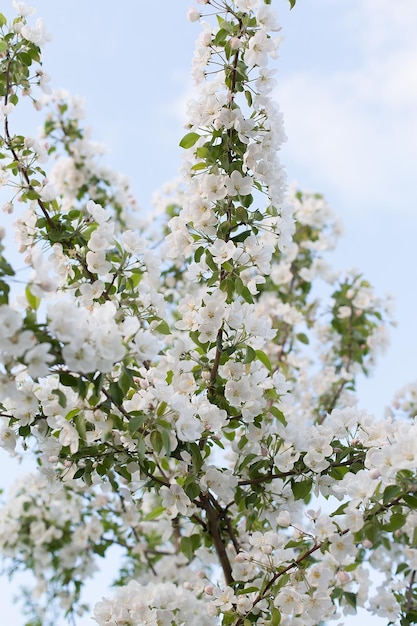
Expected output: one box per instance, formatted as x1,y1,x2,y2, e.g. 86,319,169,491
1,1,417,623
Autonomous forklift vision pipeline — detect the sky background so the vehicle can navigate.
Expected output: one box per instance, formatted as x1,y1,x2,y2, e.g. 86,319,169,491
1,0,417,623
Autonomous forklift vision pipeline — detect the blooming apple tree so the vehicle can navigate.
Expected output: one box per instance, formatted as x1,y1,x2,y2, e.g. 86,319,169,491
0,1,416,625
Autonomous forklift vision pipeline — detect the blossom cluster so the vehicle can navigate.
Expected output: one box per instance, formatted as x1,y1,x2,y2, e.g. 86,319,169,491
93,580,215,626
0,472,101,619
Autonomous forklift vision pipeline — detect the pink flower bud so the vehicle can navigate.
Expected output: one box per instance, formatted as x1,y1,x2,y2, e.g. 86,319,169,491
187,7,200,22
230,37,242,49
337,570,350,584
276,510,291,527
2,202,13,214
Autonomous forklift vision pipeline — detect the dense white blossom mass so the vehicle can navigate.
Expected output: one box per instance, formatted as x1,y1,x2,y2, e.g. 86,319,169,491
0,1,414,625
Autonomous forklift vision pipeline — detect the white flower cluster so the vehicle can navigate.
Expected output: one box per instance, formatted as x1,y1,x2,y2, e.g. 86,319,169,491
93,580,215,626
167,0,293,266
0,473,101,616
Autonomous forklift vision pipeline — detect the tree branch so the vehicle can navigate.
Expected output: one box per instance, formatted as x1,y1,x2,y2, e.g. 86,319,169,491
198,492,234,585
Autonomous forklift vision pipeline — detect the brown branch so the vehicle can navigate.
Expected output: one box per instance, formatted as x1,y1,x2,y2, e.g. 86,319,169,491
208,493,240,554
172,515,182,552
117,491,157,576
207,43,242,395
198,492,234,585
407,569,416,612
222,508,240,554
316,375,351,426
317,307,356,424
234,541,323,626
4,55,55,230
190,513,208,533
238,453,366,486
273,272,298,370
3,54,116,295
209,327,223,390
75,252,102,285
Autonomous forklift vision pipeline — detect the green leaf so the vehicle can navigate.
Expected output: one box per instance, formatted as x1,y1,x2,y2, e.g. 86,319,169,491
18,51,32,66
161,428,172,455
180,533,200,561
255,349,272,371
244,90,252,107
155,320,171,335
191,161,207,171
296,332,309,345
59,372,79,387
243,345,256,364
0,281,9,304
397,562,411,575
240,193,253,209
189,443,204,472
363,518,378,543
75,412,86,441
236,586,260,595
382,512,406,532
52,388,67,408
65,408,79,421
128,414,145,434
180,536,194,561
382,484,402,503
240,285,254,304
270,405,287,426
144,506,165,521
179,132,200,149
194,246,204,263
0,256,15,277
136,437,146,459
157,401,167,417
213,28,228,47
0,13,7,27
25,285,40,310
119,367,133,395
344,592,357,610
235,206,249,223
292,478,312,501
109,381,124,406
403,494,417,509
150,430,163,454
330,501,349,517
18,424,31,437
25,189,40,200
288,0,296,8
221,276,235,301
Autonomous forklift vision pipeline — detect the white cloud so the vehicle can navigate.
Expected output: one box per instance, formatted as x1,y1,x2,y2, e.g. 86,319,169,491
277,0,417,215
160,70,195,129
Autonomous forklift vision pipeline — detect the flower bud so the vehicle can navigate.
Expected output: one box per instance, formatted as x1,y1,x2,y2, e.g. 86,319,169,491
229,37,242,49
337,570,350,584
2,202,13,214
187,7,200,22
276,510,291,527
